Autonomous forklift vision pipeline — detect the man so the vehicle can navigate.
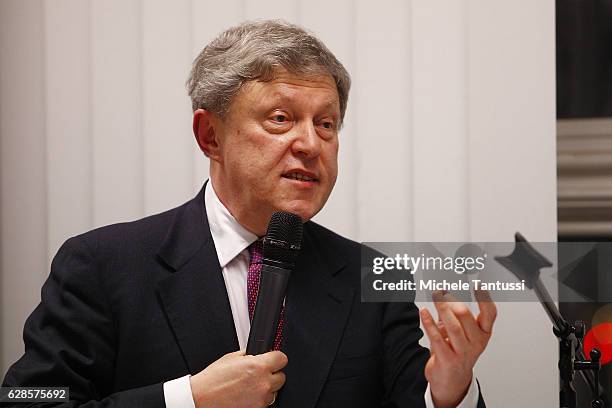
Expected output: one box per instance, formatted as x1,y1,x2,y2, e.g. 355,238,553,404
2,20,495,407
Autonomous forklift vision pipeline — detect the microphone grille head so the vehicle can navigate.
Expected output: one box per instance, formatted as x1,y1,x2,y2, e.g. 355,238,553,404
263,211,303,266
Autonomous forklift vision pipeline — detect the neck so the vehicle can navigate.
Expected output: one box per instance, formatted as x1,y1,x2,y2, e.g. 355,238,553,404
209,173,268,237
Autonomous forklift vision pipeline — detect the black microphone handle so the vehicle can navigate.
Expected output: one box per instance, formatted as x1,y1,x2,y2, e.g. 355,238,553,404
246,264,291,355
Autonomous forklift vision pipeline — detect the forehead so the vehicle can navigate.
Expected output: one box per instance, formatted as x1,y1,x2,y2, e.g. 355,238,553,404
234,70,340,111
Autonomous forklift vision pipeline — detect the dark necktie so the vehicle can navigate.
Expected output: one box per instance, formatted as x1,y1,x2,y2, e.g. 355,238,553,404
247,239,284,351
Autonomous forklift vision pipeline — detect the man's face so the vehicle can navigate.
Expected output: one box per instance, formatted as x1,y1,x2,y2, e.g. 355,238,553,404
207,69,340,235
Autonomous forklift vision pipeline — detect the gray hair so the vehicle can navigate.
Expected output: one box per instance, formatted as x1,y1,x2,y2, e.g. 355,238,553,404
186,20,351,125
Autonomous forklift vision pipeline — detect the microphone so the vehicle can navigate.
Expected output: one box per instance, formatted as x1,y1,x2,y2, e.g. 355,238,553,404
246,211,303,355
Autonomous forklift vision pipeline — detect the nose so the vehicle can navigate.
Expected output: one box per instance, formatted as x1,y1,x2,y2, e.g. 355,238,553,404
291,121,321,159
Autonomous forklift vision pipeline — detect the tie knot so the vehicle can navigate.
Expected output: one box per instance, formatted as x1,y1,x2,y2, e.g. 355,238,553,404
248,239,264,265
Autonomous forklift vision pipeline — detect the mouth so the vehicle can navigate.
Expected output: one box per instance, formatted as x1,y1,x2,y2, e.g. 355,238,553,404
281,170,319,183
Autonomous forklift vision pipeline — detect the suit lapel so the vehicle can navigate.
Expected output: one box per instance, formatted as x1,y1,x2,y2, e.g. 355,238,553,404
278,226,354,408
156,184,239,374
154,186,355,405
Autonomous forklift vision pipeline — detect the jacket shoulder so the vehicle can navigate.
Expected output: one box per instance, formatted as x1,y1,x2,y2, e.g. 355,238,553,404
68,200,189,256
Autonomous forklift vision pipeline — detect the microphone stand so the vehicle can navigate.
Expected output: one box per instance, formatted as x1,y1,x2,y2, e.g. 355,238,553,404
495,233,605,408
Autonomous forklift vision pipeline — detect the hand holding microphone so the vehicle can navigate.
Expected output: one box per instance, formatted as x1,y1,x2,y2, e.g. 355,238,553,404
189,349,287,408
190,211,302,408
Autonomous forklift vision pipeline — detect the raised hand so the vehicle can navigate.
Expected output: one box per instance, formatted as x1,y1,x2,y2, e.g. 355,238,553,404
420,290,497,408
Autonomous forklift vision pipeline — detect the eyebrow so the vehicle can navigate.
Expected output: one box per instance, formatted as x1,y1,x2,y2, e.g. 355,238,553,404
261,93,340,113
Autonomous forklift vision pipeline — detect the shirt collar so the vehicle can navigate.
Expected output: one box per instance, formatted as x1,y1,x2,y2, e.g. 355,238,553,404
204,180,258,268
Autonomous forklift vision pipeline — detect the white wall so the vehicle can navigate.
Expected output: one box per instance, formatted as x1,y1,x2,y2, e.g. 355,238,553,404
0,0,557,406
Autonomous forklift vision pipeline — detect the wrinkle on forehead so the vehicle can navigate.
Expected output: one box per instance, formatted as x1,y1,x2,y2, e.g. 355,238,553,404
265,71,337,89
253,92,339,110
230,70,340,116
242,75,336,97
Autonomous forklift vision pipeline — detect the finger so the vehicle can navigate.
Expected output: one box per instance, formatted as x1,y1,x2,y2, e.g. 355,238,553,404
442,293,482,343
436,320,448,339
420,308,453,359
267,391,277,406
258,350,289,372
436,321,455,347
474,288,497,334
436,321,452,349
269,371,286,392
433,292,469,351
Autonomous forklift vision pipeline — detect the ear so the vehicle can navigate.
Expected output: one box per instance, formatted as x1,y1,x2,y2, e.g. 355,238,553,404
193,109,222,162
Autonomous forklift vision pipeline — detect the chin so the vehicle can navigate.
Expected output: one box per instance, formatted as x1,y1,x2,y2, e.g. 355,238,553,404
275,202,318,223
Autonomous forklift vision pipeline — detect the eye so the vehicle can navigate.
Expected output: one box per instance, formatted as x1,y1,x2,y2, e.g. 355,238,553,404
264,111,293,133
272,113,288,123
319,118,336,131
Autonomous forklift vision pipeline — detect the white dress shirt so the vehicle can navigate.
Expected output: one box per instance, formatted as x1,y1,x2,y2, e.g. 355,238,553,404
163,181,479,407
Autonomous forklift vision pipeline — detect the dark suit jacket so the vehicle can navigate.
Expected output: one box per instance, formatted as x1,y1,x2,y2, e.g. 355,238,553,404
3,185,485,407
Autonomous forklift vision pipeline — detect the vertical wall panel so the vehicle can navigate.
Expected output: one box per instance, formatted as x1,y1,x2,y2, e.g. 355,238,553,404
468,0,557,242
354,0,413,241
0,0,47,373
411,0,469,241
410,0,471,370
44,0,92,263
142,0,194,214
91,0,144,227
189,0,244,193
301,0,358,239
467,0,557,406
244,0,298,22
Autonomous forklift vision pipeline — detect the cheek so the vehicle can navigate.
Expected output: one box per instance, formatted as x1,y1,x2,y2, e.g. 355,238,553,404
329,163,338,186
223,130,269,170
324,142,339,180
245,132,289,168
